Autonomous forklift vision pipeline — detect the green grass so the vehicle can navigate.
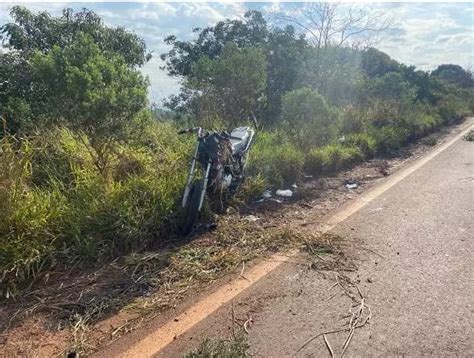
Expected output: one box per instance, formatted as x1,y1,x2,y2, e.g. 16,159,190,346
304,143,363,176
0,96,469,298
0,122,192,298
247,131,303,187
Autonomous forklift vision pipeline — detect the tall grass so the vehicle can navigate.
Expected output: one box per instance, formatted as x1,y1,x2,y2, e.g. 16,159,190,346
0,95,470,297
0,122,192,297
247,131,303,187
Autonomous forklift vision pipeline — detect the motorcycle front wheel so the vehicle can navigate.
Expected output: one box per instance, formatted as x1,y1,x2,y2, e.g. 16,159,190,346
181,179,204,235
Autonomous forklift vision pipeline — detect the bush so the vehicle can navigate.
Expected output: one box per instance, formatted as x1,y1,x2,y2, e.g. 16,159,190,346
235,175,267,204
436,95,469,124
370,125,408,154
248,132,303,187
346,133,377,158
304,148,325,175
304,143,363,175
408,112,442,139
281,87,340,148
339,107,366,134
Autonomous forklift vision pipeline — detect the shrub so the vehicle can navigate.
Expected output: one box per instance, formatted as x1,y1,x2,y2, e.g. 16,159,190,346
346,133,377,158
304,143,363,175
323,143,363,171
436,95,469,124
339,107,366,134
281,87,340,148
409,112,442,139
248,132,303,187
371,125,408,154
304,148,325,175
235,175,266,204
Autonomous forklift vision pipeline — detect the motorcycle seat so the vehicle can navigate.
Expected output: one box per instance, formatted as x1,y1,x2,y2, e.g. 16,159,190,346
230,127,252,156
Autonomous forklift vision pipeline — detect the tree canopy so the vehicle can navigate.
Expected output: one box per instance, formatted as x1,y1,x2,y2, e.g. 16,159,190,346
1,6,150,66
431,64,474,88
161,10,307,126
0,6,150,138
189,43,267,126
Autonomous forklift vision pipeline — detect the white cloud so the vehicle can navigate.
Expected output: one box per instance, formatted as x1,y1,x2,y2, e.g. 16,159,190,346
373,2,474,71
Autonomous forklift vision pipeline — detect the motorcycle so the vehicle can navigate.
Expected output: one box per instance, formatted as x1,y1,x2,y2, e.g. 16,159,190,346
178,126,255,235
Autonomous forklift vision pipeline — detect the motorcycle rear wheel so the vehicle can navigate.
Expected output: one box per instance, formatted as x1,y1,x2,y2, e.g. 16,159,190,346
181,179,204,235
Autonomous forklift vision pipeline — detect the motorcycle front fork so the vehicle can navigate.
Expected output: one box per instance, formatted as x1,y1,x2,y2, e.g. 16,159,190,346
182,144,212,213
182,141,200,208
198,161,212,211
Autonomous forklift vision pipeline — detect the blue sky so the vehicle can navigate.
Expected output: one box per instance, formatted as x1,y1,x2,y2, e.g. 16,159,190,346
1,2,473,104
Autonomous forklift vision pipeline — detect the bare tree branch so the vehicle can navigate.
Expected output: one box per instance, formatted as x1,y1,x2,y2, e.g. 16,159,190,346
273,2,393,49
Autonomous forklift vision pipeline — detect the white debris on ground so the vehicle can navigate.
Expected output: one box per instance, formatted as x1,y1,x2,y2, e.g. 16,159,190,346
262,189,272,198
243,215,260,222
276,189,293,197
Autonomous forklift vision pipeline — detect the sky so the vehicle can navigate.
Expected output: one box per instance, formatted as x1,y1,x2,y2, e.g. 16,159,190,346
1,2,473,105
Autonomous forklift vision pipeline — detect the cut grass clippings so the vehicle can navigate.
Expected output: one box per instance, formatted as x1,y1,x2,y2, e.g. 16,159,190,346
185,333,250,358
463,129,474,141
47,217,329,355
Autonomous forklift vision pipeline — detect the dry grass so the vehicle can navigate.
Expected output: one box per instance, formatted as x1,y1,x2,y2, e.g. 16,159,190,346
185,333,249,358
463,129,474,141
32,217,326,355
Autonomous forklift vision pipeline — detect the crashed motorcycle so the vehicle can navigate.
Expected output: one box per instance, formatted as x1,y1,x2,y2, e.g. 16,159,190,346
178,126,254,235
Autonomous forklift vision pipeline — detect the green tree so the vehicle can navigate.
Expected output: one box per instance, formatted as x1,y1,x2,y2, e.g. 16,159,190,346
431,64,474,88
281,87,339,147
361,48,400,78
265,26,307,123
189,43,267,127
361,72,418,129
161,11,308,125
31,34,148,170
297,46,365,107
0,7,150,138
401,65,440,104
1,6,150,66
366,72,417,102
161,10,268,79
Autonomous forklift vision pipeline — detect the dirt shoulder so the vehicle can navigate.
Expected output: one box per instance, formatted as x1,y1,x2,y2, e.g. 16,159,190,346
0,119,471,357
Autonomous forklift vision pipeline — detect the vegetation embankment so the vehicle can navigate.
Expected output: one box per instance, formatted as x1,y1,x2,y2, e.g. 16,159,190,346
1,6,473,300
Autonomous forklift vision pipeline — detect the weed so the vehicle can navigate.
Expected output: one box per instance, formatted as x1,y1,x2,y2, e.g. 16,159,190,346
304,143,363,176
248,132,303,187
346,133,377,158
420,137,438,146
0,122,191,297
370,126,407,154
464,129,474,141
185,333,249,358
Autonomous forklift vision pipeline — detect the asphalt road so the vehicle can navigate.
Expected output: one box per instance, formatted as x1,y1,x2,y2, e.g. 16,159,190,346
104,120,473,358
242,125,474,357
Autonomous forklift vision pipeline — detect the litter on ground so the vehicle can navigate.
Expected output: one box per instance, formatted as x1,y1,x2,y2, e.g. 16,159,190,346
262,189,272,198
276,189,293,197
243,215,260,222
